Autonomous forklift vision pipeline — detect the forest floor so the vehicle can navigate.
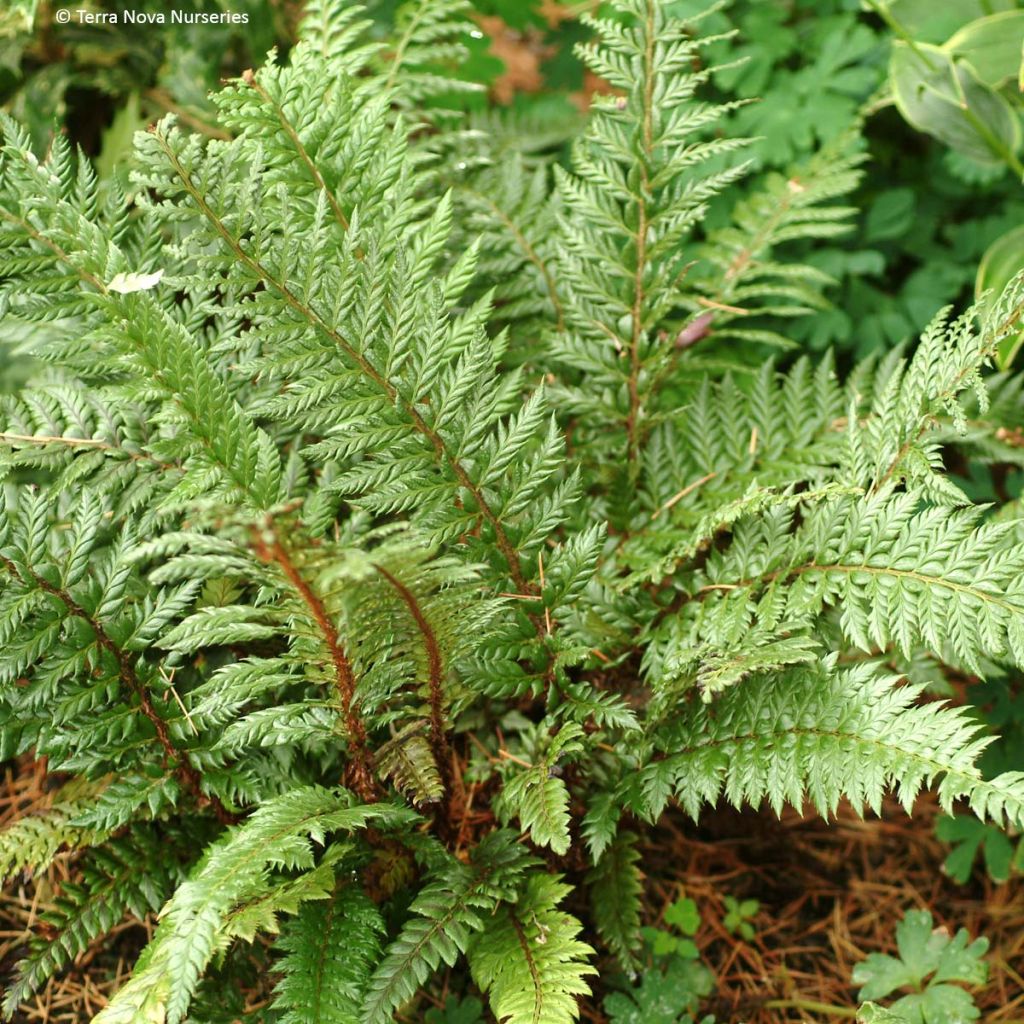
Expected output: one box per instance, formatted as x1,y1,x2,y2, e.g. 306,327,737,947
639,799,1024,1023
2,756,1023,1023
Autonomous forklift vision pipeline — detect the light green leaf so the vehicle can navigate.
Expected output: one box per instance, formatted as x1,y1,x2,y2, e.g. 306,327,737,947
943,11,1024,89
890,41,1022,166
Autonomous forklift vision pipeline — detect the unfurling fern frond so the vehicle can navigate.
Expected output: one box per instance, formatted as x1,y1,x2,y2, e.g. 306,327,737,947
374,722,444,807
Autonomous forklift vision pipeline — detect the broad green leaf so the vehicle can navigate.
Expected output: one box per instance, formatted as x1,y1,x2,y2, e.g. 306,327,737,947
944,11,1024,89
885,987,980,1024
663,898,700,937
890,41,1022,166
858,1005,909,1024
853,910,988,1024
604,957,713,1024
865,188,916,242
885,0,1015,43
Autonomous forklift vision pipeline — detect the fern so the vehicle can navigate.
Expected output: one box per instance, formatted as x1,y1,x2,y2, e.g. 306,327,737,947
94,788,408,1024
0,781,106,885
498,724,584,855
691,126,867,349
272,882,386,1024
468,874,596,1024
2,3,1024,1023
361,830,536,1024
626,659,1024,826
551,0,751,474
586,832,644,974
1,824,195,1016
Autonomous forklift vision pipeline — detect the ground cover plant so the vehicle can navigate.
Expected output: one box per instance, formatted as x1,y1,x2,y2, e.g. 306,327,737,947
3,0,1024,1021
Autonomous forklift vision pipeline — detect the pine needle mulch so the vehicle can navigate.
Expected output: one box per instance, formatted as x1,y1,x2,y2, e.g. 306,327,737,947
2,753,1023,1023
0,758,146,1023
638,796,1024,1023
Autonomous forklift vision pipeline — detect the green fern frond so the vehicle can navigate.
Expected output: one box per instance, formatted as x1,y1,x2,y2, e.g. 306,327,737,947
692,126,867,348
0,781,106,885
272,882,386,1024
468,873,596,1024
627,659,1024,827
94,788,410,1024
360,830,537,1024
550,0,752,472
499,724,585,855
586,832,644,974
2,824,193,1015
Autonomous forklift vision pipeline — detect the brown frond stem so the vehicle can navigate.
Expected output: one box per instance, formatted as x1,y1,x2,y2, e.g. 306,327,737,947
370,561,466,839
0,555,236,825
373,563,463,827
154,132,534,599
509,909,544,1021
252,529,380,803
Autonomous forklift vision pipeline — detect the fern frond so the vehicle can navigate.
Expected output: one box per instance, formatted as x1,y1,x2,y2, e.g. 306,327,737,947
94,788,410,1024
2,825,192,1014
627,659,1024,827
0,782,106,885
499,724,585,855
374,722,444,807
272,882,385,1024
692,127,866,348
377,0,479,110
360,830,536,1024
468,873,596,1024
551,0,751,472
586,832,644,974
